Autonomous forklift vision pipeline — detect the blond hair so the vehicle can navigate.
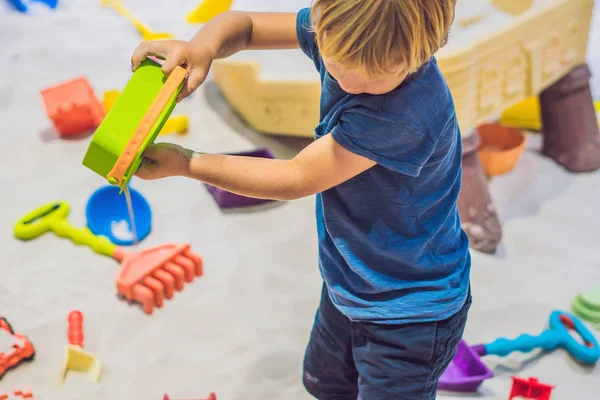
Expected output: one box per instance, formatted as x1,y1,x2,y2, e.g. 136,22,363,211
311,0,456,78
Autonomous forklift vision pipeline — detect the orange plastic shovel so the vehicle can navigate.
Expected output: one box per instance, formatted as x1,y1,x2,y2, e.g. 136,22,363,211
14,202,203,315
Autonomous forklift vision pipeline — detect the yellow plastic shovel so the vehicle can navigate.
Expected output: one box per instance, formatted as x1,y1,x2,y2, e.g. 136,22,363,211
186,0,234,24
100,0,174,40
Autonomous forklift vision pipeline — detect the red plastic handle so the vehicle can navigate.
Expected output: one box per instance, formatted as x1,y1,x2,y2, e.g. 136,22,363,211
68,310,84,347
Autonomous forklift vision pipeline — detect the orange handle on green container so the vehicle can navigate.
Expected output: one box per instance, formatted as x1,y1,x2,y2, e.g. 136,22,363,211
82,58,187,191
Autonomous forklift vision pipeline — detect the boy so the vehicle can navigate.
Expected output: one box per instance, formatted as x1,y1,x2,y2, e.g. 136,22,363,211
131,1,471,398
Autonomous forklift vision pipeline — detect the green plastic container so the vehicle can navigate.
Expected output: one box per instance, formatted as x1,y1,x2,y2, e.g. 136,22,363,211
82,58,184,190
573,288,600,324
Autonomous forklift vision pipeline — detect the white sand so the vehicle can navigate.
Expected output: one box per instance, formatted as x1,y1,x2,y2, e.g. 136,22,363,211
0,1,599,399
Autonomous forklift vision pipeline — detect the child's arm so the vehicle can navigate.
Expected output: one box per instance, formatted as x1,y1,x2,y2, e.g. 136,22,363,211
131,11,299,100
195,11,300,54
136,135,377,201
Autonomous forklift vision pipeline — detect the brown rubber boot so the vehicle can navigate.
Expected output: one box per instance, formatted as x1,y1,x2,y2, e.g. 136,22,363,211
458,133,502,254
540,64,600,173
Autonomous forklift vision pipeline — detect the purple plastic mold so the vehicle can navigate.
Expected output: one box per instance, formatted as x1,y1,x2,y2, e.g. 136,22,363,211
438,340,494,392
204,148,276,209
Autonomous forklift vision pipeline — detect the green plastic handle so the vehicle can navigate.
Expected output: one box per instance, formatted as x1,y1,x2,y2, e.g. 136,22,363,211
14,201,116,258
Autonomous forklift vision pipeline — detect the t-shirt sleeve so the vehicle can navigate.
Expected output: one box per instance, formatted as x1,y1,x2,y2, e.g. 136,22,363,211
331,107,436,177
296,8,321,68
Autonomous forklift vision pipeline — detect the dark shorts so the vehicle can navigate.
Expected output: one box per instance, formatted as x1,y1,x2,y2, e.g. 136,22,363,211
303,284,472,400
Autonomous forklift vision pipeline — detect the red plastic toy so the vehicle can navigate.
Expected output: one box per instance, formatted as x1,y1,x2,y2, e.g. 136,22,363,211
0,317,35,379
40,77,105,137
0,388,34,399
163,394,217,400
509,377,554,400
68,310,84,347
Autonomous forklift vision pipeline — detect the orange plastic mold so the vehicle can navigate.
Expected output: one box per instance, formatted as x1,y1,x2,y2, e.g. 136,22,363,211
477,123,526,177
0,389,34,399
0,317,35,379
40,77,105,137
114,243,203,315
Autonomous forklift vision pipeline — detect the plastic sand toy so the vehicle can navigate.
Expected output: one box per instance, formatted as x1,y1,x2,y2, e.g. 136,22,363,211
572,287,600,324
439,310,599,392
186,0,233,24
14,202,203,315
500,97,544,132
86,185,152,246
437,339,494,392
60,311,101,384
103,89,189,136
500,97,600,131
82,58,187,191
40,77,105,138
102,89,120,112
509,376,554,400
473,311,599,363
100,0,173,40
159,115,190,136
0,317,35,379
7,0,57,13
477,124,527,177
0,388,34,399
204,148,276,208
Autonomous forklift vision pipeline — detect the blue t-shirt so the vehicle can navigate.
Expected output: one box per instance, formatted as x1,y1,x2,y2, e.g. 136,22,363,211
296,8,471,324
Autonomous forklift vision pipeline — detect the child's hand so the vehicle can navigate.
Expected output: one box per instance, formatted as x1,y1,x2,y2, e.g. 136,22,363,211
135,143,195,180
131,40,213,101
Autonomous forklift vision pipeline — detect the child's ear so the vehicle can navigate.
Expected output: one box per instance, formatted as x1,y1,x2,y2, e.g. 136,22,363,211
441,30,450,48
